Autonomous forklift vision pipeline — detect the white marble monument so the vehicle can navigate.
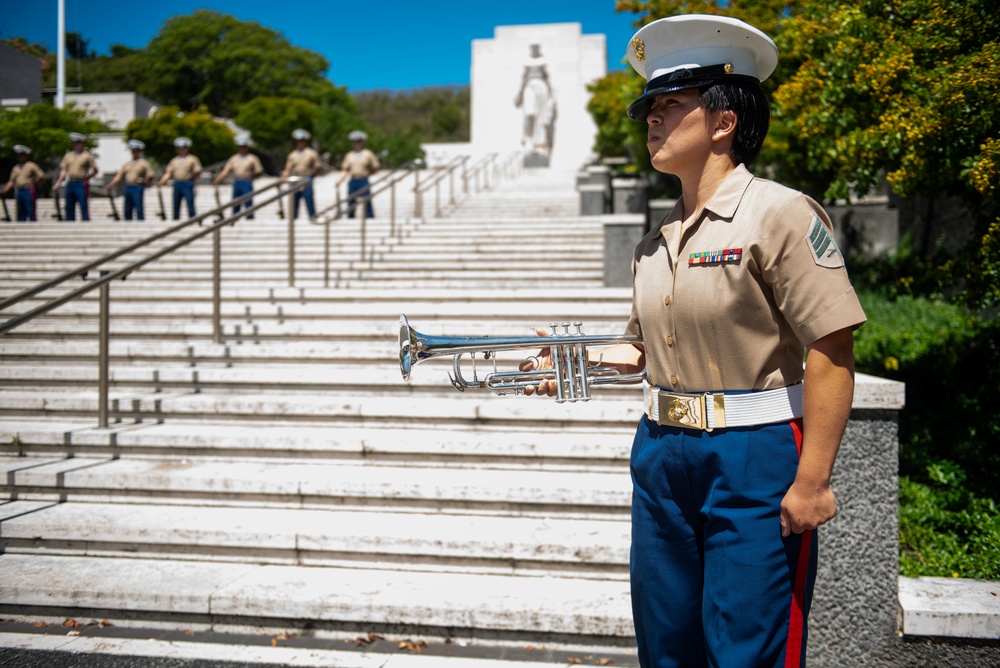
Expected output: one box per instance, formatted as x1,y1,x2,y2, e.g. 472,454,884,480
470,23,606,170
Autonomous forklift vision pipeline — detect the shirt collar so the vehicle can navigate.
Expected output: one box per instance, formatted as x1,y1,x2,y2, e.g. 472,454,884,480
654,164,755,237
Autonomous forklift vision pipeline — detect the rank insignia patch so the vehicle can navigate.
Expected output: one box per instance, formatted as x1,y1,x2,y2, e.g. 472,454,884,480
688,248,742,265
806,216,844,268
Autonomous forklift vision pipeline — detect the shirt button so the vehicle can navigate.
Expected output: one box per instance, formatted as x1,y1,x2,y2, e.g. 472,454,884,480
670,375,679,387
667,336,674,347
663,295,671,306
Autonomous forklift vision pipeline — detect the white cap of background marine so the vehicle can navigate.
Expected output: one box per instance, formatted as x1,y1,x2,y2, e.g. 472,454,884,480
291,129,311,141
173,137,193,148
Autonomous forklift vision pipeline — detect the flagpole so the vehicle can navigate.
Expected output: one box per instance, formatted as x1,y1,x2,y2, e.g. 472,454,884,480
56,0,66,108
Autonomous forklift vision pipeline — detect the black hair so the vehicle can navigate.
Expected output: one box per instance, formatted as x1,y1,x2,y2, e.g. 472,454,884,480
699,82,770,166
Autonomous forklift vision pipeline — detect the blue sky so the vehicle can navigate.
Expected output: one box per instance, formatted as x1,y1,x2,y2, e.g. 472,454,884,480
1,0,643,92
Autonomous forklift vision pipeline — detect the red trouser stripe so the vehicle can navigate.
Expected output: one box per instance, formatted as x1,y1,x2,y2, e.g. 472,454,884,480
785,418,809,667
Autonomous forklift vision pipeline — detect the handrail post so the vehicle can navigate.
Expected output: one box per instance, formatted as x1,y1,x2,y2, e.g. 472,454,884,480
359,198,368,262
413,169,422,220
212,227,222,344
287,185,296,287
98,271,110,428
435,179,441,217
324,217,331,288
390,180,396,238
449,167,455,207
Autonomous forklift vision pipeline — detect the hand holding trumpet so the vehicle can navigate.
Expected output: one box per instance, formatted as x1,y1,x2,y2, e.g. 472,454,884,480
520,324,647,398
520,327,558,397
398,315,644,403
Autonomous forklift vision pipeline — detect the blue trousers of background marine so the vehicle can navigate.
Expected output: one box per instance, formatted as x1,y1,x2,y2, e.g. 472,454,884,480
172,181,196,220
292,180,316,220
15,188,36,221
347,178,374,218
630,415,817,668
124,185,145,220
64,180,89,221
232,179,254,219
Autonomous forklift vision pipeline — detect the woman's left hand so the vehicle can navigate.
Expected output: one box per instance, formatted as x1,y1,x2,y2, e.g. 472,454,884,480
779,478,838,537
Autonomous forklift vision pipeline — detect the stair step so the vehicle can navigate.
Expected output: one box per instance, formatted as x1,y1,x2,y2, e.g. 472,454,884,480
0,553,634,639
0,420,634,464
1,455,633,512
0,501,630,575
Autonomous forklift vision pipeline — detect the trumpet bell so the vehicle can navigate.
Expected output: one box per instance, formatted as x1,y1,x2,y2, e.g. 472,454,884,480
399,314,416,381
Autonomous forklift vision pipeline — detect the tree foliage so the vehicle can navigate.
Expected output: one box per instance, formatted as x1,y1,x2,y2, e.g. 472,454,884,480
136,10,341,116
0,103,106,173
125,105,235,167
353,87,470,143
234,97,321,153
591,0,1000,308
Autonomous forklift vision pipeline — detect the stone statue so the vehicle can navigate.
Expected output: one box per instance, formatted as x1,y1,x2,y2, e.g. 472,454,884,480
514,44,557,161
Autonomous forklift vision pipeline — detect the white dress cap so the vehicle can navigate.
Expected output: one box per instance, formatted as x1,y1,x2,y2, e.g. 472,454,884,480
13,144,31,154
291,129,311,141
69,132,86,142
348,130,368,141
626,15,778,120
173,137,192,148
235,135,251,146
127,139,145,151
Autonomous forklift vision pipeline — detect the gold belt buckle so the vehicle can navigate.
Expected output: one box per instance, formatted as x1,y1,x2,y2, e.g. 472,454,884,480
657,391,708,430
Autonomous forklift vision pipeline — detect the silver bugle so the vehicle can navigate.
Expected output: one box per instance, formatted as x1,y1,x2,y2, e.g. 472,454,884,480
398,314,644,403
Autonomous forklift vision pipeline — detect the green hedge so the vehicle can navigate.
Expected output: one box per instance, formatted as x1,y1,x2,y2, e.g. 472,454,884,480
853,292,1000,579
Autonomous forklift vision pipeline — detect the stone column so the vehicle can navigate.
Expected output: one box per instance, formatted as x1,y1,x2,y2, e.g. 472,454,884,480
602,214,645,286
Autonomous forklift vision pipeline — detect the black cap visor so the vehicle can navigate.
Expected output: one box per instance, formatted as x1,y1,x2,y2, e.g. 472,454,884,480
628,65,759,121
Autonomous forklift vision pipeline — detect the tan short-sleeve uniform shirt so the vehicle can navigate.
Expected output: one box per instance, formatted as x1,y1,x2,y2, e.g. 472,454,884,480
164,155,203,182
341,149,380,178
224,154,264,180
117,158,154,186
60,151,96,180
284,148,320,177
627,165,866,392
10,162,45,190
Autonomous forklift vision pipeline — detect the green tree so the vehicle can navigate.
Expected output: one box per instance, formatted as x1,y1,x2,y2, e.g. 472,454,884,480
125,105,235,166
234,97,320,153
140,10,341,116
353,87,470,142
65,32,94,61
78,47,150,96
0,103,106,171
314,102,366,163
773,0,1000,308
586,69,648,172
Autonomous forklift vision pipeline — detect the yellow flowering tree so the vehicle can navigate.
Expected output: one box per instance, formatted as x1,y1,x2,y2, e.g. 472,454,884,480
589,0,999,307
773,0,999,306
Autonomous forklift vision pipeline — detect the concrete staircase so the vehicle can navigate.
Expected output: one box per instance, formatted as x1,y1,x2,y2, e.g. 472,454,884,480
0,167,642,665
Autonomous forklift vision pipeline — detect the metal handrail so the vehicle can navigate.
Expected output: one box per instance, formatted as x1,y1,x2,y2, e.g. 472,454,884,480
0,179,308,335
465,152,500,193
413,156,468,219
0,179,292,312
1,177,310,428
308,160,434,279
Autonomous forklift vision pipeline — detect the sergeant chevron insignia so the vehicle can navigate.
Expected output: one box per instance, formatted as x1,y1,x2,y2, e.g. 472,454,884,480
806,216,844,268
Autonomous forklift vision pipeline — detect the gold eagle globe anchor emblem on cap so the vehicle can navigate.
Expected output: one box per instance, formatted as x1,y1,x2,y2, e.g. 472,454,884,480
630,37,645,62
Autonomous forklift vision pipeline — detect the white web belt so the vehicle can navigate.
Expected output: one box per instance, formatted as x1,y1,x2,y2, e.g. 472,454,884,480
643,380,803,431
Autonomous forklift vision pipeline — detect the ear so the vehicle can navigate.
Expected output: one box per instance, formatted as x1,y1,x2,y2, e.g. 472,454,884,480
712,110,738,142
